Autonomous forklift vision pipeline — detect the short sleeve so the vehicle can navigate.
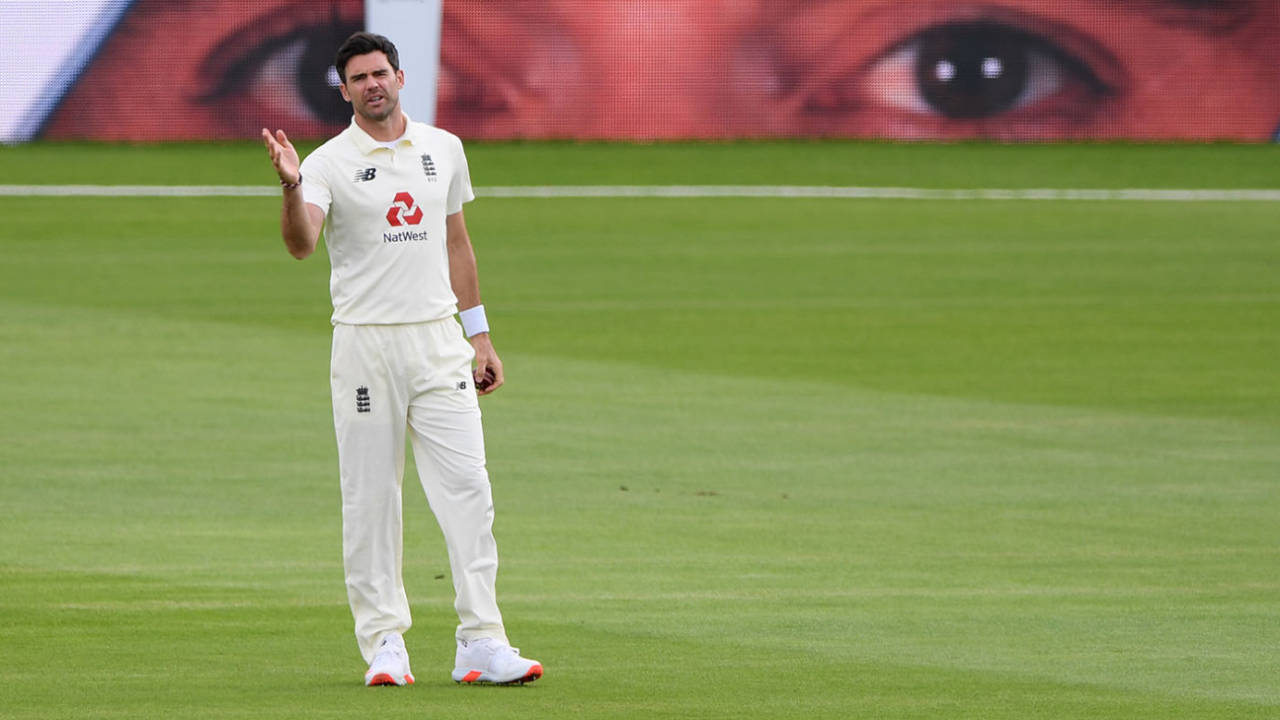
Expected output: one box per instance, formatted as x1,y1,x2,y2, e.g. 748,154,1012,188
299,152,332,215
446,136,475,215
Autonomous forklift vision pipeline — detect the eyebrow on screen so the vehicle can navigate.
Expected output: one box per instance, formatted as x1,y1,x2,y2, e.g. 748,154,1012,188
789,0,1257,30
1122,0,1256,33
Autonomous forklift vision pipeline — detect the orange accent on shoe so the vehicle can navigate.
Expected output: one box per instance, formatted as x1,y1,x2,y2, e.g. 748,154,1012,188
523,663,543,682
462,670,483,683
367,673,413,686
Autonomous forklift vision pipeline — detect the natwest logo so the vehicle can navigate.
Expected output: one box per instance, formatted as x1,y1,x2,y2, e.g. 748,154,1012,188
386,192,424,226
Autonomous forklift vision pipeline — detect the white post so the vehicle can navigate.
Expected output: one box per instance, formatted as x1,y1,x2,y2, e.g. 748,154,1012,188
365,0,443,126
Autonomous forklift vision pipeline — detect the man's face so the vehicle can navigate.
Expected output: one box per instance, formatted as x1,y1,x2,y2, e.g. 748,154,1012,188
340,51,404,122
31,0,1280,142
438,0,1280,141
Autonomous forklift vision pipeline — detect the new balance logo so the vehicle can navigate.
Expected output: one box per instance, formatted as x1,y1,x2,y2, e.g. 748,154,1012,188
421,154,437,182
356,386,371,413
354,167,377,183
456,381,469,390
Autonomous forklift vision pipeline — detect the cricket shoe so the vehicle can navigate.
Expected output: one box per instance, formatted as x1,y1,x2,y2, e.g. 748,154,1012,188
364,632,414,686
452,637,543,685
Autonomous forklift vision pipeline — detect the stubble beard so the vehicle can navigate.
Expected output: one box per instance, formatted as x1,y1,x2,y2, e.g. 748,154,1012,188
357,98,397,123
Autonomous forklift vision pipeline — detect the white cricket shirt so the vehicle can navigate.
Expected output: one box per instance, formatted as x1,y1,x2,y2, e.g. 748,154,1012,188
300,116,475,325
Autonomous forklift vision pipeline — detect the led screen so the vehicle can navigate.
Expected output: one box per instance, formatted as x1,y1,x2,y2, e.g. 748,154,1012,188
5,1,1278,143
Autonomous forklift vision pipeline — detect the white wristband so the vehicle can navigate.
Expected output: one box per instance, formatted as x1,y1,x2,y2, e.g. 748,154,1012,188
459,304,489,337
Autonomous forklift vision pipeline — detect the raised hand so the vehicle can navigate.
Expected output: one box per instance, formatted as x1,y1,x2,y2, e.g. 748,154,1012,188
262,128,301,185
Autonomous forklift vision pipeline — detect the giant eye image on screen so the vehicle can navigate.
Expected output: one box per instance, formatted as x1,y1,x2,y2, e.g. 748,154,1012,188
4,0,1279,143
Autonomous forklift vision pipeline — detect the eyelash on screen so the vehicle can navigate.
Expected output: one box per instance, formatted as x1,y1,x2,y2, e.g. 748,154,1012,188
797,20,1114,121
194,17,355,124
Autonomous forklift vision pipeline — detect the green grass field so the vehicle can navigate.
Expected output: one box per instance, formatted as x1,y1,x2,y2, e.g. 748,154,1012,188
1,142,1277,718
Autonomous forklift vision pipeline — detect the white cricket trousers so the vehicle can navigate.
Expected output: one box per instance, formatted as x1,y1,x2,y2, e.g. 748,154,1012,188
330,318,507,664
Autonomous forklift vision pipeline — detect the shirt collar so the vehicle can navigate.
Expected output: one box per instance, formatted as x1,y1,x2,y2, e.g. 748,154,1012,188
347,112,419,155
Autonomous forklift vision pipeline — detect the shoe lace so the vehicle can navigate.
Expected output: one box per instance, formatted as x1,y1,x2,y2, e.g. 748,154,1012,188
373,640,406,666
495,644,522,660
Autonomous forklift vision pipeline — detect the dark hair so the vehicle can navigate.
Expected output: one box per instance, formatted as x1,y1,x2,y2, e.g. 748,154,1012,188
335,32,400,83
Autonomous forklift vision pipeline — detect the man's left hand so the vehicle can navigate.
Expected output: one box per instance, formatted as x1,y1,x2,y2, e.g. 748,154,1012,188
469,334,504,395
